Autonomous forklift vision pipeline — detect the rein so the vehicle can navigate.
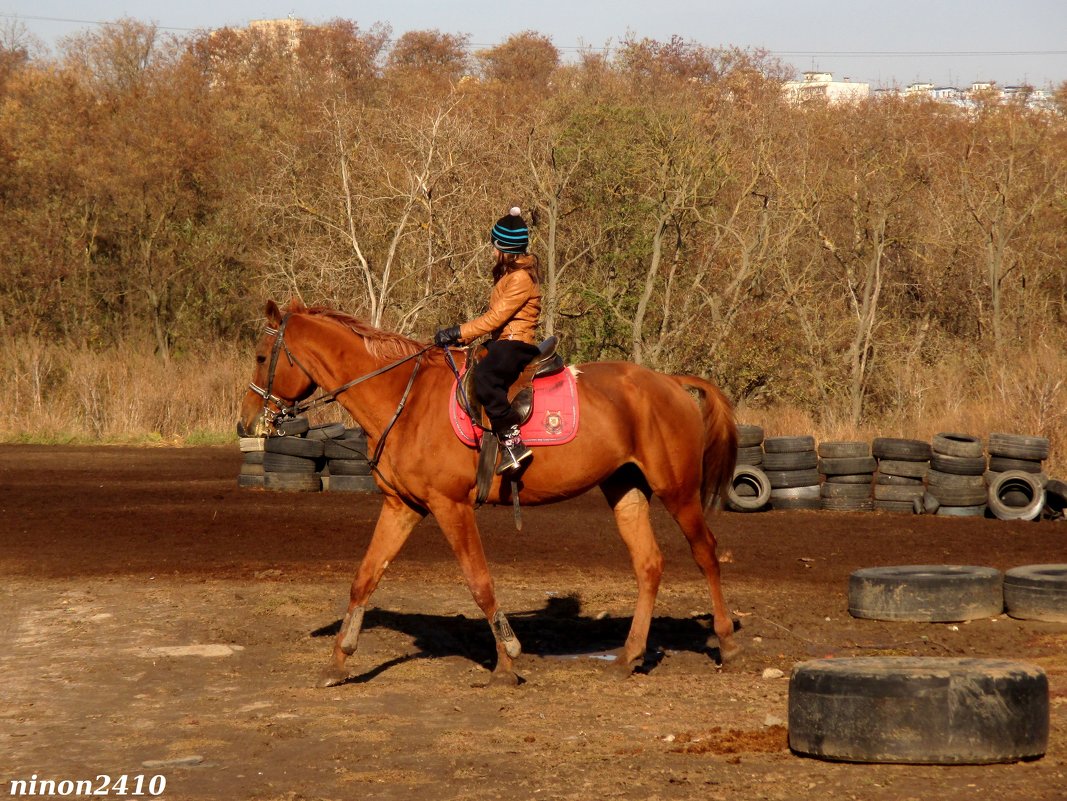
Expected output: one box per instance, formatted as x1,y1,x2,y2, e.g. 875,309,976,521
249,313,433,488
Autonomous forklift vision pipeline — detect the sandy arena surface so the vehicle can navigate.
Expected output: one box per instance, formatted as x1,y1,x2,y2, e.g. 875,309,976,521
1,445,1064,800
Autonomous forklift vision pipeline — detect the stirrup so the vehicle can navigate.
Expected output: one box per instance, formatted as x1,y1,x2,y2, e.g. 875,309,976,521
497,444,532,474
496,427,532,474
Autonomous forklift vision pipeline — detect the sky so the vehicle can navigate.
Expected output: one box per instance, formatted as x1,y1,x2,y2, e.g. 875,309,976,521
2,0,1066,88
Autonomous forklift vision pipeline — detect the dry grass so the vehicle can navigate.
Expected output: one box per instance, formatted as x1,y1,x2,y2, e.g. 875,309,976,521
1,337,1063,478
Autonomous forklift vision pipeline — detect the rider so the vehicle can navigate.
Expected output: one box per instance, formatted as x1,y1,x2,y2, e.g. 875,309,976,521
435,207,542,473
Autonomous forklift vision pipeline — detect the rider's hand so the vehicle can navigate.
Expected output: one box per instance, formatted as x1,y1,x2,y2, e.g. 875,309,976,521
434,326,462,347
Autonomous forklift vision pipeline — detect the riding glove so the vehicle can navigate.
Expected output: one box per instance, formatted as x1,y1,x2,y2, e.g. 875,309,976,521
434,325,462,347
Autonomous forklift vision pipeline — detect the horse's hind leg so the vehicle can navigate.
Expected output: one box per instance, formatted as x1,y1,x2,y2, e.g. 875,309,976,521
662,495,739,662
601,475,663,672
321,494,426,687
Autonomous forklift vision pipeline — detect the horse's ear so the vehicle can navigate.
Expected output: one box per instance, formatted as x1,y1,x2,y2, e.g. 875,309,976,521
287,296,306,314
265,300,282,326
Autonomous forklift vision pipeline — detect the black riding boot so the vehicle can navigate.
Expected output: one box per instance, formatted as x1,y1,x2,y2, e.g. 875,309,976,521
496,423,532,474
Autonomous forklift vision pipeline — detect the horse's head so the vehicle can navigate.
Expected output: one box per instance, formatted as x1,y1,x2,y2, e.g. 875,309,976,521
238,299,318,437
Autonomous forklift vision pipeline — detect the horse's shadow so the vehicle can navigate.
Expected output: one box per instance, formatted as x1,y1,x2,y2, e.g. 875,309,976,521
311,595,735,683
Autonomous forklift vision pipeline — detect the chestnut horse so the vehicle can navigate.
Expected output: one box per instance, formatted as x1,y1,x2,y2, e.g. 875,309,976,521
238,299,739,687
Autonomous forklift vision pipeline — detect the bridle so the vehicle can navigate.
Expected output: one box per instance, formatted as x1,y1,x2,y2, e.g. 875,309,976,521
248,312,434,481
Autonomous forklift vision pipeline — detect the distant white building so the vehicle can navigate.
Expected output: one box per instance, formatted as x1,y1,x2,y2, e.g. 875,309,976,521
782,72,871,104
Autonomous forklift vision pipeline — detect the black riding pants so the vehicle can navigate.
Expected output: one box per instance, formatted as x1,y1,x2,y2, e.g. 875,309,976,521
473,339,540,431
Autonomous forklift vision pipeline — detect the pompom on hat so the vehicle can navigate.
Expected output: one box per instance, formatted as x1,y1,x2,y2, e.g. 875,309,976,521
490,206,529,254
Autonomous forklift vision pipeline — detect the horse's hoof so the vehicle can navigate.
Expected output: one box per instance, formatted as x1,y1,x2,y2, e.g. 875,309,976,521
488,669,520,688
718,639,744,666
318,666,351,688
607,650,637,679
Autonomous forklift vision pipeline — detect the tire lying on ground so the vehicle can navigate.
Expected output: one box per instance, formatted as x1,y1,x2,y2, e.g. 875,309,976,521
788,657,1049,764
726,465,771,512
987,470,1046,522
324,474,380,493
264,472,321,492
848,565,1003,621
1003,565,1067,622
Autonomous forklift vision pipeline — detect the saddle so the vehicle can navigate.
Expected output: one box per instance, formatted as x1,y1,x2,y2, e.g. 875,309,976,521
455,336,565,430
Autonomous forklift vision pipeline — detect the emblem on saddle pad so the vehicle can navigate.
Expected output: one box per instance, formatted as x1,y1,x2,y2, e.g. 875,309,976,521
543,410,564,435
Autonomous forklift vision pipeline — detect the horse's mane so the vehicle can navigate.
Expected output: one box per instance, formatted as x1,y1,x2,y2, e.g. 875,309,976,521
304,306,436,362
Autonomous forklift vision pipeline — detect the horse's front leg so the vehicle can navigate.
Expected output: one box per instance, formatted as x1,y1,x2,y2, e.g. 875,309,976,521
432,500,521,686
320,494,426,687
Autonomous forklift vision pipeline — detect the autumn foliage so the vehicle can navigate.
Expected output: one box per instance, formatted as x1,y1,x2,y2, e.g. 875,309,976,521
0,19,1065,452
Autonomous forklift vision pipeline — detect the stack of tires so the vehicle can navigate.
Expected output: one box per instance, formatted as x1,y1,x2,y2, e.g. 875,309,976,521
764,435,820,511
323,427,379,493
927,433,987,517
727,424,770,512
986,433,1049,521
872,438,931,514
238,437,266,489
263,427,325,492
818,441,875,512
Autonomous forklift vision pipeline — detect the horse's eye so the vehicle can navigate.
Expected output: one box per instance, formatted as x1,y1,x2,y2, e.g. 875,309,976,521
256,355,266,364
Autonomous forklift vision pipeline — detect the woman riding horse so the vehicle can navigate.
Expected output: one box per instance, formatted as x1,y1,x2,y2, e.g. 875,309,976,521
435,207,541,474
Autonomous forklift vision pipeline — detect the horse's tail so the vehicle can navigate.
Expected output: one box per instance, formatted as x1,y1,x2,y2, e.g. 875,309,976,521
670,374,737,511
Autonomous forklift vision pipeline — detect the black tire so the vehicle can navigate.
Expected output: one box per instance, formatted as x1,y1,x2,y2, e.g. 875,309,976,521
265,436,325,458
819,456,877,476
872,437,931,461
238,436,266,453
873,484,924,502
825,473,875,484
239,462,265,477
762,449,818,471
930,452,986,476
763,435,815,453
820,498,874,512
788,657,1048,764
262,452,320,474
932,432,983,458
926,468,985,488
735,445,763,466
324,437,370,461
935,504,987,517
987,470,1045,521
928,485,988,507
237,474,264,489
770,497,822,511
264,472,321,492
1004,565,1067,622
726,465,771,512
875,474,923,486
275,416,310,436
770,485,820,500
987,432,1050,462
988,455,1043,474
327,458,374,476
1046,480,1067,514
325,474,381,493
876,459,929,479
820,482,870,499
307,422,347,441
921,490,940,514
243,451,264,466
736,424,764,448
817,441,870,458
765,468,820,489
849,565,1002,622
874,499,916,514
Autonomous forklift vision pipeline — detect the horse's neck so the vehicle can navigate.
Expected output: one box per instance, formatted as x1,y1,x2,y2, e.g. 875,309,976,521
293,316,427,438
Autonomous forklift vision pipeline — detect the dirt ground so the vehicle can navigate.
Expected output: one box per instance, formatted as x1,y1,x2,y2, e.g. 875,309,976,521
1,444,1065,801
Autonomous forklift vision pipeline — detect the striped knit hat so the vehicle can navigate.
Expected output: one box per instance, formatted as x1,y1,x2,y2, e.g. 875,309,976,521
490,207,529,254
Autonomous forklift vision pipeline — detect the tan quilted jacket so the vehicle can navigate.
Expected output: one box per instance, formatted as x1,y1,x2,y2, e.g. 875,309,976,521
459,268,541,345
